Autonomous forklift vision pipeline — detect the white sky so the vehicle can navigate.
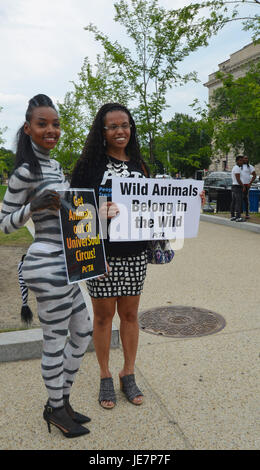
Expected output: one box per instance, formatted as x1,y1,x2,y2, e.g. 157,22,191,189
0,0,258,149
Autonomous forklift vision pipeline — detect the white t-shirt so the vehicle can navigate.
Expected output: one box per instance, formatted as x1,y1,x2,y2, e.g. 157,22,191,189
241,164,255,184
231,165,242,185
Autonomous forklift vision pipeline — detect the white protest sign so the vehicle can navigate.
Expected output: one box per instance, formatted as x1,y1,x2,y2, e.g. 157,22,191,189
110,177,204,241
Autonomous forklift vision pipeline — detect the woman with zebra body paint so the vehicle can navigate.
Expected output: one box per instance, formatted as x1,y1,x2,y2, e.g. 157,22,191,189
0,95,92,438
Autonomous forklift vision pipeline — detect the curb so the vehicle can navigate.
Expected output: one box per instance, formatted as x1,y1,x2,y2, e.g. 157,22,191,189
200,213,260,233
0,325,120,363
0,278,120,363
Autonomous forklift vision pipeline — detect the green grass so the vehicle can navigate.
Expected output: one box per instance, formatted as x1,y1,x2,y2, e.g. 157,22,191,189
0,326,34,333
0,185,33,245
212,211,260,224
0,226,33,245
0,185,7,201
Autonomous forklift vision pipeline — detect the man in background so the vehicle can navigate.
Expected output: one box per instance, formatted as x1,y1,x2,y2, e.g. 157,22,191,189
230,155,245,222
241,155,256,219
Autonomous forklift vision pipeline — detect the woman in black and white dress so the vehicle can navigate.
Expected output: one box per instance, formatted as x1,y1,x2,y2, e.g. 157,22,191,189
71,103,149,409
0,94,92,438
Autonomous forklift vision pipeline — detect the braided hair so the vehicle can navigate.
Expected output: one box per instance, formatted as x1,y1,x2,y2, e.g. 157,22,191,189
14,94,57,175
71,103,149,187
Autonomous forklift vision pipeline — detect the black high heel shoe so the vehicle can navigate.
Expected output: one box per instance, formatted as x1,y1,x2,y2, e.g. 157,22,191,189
43,403,90,438
63,397,91,424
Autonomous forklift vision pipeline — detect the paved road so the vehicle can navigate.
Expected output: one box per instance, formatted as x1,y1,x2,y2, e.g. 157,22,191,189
0,220,259,450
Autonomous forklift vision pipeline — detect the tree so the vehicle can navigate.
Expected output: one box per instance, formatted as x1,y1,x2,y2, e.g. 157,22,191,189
154,113,213,177
84,0,259,170
0,106,9,180
208,60,260,164
0,106,7,148
206,0,260,41
0,147,15,177
0,154,8,178
53,0,259,173
52,54,132,172
51,91,88,174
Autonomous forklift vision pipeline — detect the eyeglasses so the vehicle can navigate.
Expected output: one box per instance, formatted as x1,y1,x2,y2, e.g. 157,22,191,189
104,124,132,131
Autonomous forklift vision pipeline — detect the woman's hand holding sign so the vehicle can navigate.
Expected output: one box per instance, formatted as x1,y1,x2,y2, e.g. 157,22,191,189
98,262,111,280
99,201,120,219
200,190,206,207
30,190,61,213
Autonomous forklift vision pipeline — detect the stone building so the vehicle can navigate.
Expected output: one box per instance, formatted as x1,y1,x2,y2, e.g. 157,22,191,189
204,42,260,173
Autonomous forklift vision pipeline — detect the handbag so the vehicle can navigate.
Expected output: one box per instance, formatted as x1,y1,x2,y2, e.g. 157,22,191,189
147,239,175,265
140,161,174,264
141,162,174,264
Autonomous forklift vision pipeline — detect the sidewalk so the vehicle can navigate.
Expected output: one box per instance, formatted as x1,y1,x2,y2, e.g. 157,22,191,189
0,219,259,450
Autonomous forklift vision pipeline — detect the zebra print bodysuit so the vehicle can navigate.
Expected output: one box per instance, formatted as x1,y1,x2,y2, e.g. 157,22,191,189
0,142,93,407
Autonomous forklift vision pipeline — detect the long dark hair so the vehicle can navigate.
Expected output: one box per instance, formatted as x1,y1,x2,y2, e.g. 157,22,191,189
71,103,149,186
14,94,57,175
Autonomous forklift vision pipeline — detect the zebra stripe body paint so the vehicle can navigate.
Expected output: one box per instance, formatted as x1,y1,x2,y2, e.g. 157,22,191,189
0,142,93,407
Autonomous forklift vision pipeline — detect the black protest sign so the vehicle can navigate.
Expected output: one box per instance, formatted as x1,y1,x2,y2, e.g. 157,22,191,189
58,189,107,284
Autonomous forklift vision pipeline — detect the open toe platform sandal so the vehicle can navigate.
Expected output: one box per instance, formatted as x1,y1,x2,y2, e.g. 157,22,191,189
99,377,117,409
119,374,144,405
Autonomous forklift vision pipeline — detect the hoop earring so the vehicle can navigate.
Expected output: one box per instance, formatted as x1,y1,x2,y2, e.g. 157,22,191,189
103,139,106,147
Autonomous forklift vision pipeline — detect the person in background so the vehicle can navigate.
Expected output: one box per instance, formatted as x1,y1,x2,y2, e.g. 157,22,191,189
240,155,256,219
71,102,206,410
230,155,245,222
0,94,92,438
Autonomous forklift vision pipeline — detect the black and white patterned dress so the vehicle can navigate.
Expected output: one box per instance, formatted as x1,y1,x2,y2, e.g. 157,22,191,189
0,142,93,407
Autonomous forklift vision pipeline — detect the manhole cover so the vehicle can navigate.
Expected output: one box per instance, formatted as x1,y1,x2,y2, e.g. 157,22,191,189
139,306,226,338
